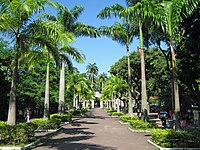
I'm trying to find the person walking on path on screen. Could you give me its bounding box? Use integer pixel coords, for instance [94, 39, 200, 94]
[33, 108, 154, 150]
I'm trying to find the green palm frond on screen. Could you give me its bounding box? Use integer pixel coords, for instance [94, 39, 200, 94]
[74, 22, 100, 37]
[61, 46, 85, 63]
[18, 50, 45, 69]
[120, 0, 155, 23]
[97, 4, 124, 19]
[99, 22, 135, 47]
[71, 6, 84, 21]
[126, 0, 141, 7]
[0, 0, 10, 13]
[38, 12, 57, 21]
[155, 0, 199, 41]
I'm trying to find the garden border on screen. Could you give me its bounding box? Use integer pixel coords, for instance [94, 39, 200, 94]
[0, 122, 70, 150]
[147, 139, 200, 150]
[119, 121, 130, 125]
[128, 127, 150, 133]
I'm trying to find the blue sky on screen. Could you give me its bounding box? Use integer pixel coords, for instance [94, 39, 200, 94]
[50, 0, 139, 74]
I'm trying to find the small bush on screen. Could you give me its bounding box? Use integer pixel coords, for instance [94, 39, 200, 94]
[129, 119, 156, 130]
[47, 118, 61, 129]
[73, 109, 82, 115]
[30, 118, 61, 130]
[107, 110, 116, 114]
[103, 107, 110, 112]
[111, 112, 124, 116]
[50, 113, 72, 122]
[0, 122, 36, 146]
[119, 115, 139, 123]
[151, 129, 200, 148]
[69, 108, 88, 116]
[80, 108, 88, 114]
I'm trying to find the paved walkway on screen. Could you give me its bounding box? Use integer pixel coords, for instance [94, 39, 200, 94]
[33, 108, 155, 150]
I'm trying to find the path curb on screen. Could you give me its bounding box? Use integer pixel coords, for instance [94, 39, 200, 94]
[119, 121, 130, 125]
[128, 127, 150, 133]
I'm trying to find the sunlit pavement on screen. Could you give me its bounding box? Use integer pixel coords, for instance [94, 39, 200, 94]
[33, 108, 155, 150]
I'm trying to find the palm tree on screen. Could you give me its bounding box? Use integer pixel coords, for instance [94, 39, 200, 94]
[67, 72, 93, 109]
[98, 0, 155, 121]
[153, 0, 199, 130]
[42, 5, 99, 114]
[0, 0, 67, 125]
[98, 73, 108, 92]
[86, 63, 99, 86]
[102, 75, 128, 112]
[58, 46, 85, 114]
[122, 0, 157, 121]
[97, 19, 136, 116]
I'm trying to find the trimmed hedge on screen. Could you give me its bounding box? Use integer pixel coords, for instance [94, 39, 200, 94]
[129, 119, 156, 130]
[30, 118, 61, 130]
[0, 108, 89, 146]
[111, 112, 124, 117]
[151, 129, 200, 148]
[69, 108, 88, 116]
[119, 115, 139, 123]
[50, 113, 72, 122]
[0, 121, 36, 146]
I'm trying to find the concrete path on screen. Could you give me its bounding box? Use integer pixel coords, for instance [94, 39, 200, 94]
[33, 108, 155, 150]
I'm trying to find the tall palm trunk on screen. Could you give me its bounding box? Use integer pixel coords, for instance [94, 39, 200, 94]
[73, 91, 76, 108]
[169, 42, 180, 130]
[44, 61, 50, 119]
[127, 46, 133, 116]
[7, 42, 19, 125]
[58, 54, 65, 114]
[76, 93, 79, 109]
[139, 20, 148, 122]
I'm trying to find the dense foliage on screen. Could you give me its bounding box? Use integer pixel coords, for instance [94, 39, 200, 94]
[151, 129, 200, 148]
[0, 121, 36, 146]
[0, 39, 12, 120]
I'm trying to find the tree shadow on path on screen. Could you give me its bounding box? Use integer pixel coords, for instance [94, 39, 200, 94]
[34, 134, 116, 150]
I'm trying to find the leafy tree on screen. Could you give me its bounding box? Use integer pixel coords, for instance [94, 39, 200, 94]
[101, 75, 128, 112]
[176, 6, 200, 107]
[17, 59, 59, 119]
[66, 72, 93, 109]
[0, 0, 73, 125]
[110, 48, 170, 112]
[152, 0, 199, 130]
[97, 0, 156, 121]
[0, 38, 12, 120]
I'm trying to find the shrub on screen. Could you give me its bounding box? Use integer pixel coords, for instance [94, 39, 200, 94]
[107, 110, 116, 114]
[30, 118, 61, 130]
[69, 108, 88, 116]
[50, 113, 72, 122]
[103, 107, 110, 112]
[151, 129, 200, 148]
[0, 122, 36, 146]
[81, 108, 88, 114]
[111, 112, 124, 117]
[73, 109, 82, 115]
[119, 115, 139, 123]
[129, 119, 156, 130]
[0, 121, 10, 145]
[30, 118, 48, 130]
[47, 118, 61, 129]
